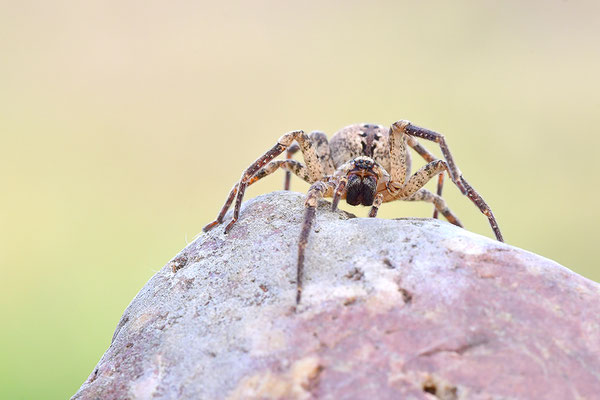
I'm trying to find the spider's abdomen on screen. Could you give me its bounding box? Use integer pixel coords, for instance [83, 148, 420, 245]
[329, 123, 393, 171]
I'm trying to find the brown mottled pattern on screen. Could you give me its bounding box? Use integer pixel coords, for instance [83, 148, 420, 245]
[308, 131, 335, 175]
[399, 159, 447, 198]
[329, 124, 364, 168]
[278, 131, 324, 183]
[389, 121, 410, 185]
[329, 123, 396, 172]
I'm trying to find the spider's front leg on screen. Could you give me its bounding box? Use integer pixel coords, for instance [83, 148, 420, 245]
[284, 131, 335, 191]
[297, 181, 330, 304]
[391, 120, 503, 242]
[204, 130, 325, 233]
[203, 159, 312, 232]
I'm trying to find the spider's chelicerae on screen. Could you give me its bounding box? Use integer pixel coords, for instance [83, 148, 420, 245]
[204, 120, 503, 304]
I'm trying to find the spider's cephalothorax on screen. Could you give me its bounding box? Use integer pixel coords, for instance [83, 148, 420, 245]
[203, 120, 504, 304]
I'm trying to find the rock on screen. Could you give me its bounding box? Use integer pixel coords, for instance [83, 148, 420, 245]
[72, 191, 600, 400]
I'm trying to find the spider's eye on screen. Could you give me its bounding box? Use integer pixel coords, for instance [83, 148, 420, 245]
[346, 175, 377, 206]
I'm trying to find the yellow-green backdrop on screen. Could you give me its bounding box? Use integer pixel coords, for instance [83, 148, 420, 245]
[2, 1, 599, 398]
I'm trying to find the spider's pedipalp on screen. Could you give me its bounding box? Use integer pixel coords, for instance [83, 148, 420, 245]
[368, 193, 384, 218]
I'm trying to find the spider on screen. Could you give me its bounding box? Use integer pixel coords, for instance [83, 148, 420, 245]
[203, 120, 503, 304]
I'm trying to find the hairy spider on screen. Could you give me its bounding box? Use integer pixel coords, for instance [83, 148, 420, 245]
[203, 121, 503, 304]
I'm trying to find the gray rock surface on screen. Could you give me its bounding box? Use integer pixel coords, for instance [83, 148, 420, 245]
[73, 191, 600, 400]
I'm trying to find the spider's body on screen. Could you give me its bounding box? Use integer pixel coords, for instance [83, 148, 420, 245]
[204, 120, 503, 304]
[330, 124, 392, 172]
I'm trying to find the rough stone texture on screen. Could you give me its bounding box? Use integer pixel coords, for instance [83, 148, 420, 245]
[73, 191, 600, 400]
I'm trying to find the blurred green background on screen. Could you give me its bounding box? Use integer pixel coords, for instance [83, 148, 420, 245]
[1, 1, 599, 398]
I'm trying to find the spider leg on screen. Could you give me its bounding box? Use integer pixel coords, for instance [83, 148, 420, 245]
[285, 132, 335, 191]
[388, 122, 409, 186]
[368, 193, 384, 218]
[404, 188, 462, 227]
[460, 176, 504, 242]
[203, 183, 238, 232]
[203, 159, 311, 232]
[309, 131, 336, 175]
[433, 173, 445, 219]
[251, 159, 311, 186]
[397, 159, 448, 199]
[297, 181, 330, 304]
[392, 120, 503, 242]
[392, 120, 465, 192]
[331, 176, 348, 211]
[213, 130, 324, 234]
[283, 143, 300, 190]
[405, 135, 445, 218]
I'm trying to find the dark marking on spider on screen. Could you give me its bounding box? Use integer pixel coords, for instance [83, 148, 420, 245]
[203, 120, 504, 304]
